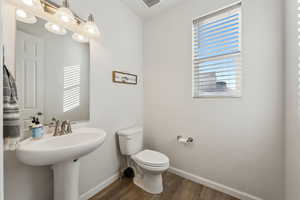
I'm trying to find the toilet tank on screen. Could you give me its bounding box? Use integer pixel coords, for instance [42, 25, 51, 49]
[117, 127, 143, 155]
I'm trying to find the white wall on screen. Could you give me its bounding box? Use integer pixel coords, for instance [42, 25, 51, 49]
[285, 0, 300, 199]
[143, 0, 284, 199]
[76, 0, 143, 194]
[4, 0, 143, 199]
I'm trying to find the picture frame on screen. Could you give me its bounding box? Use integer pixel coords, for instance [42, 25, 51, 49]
[112, 71, 138, 85]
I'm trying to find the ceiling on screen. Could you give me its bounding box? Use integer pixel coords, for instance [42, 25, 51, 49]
[122, 0, 186, 20]
[50, 0, 186, 20]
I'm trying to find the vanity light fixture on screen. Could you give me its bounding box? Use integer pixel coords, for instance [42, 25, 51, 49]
[84, 14, 100, 38]
[54, 0, 76, 24]
[72, 33, 89, 43]
[16, 9, 37, 24]
[13, 0, 100, 39]
[45, 22, 67, 35]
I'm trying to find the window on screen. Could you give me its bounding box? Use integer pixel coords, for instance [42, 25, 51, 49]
[63, 65, 81, 112]
[192, 3, 242, 97]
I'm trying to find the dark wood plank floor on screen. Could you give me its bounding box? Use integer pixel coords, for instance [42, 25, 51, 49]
[90, 172, 240, 200]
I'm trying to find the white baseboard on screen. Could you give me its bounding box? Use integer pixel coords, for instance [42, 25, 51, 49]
[168, 167, 263, 200]
[80, 173, 120, 200]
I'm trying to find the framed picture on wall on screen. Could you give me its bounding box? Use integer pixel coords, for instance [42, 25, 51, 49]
[112, 71, 138, 85]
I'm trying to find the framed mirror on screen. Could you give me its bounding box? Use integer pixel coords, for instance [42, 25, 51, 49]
[15, 17, 90, 136]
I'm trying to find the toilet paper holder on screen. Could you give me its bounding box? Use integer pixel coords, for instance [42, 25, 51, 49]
[177, 135, 194, 144]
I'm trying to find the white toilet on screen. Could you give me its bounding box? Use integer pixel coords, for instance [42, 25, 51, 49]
[117, 127, 169, 194]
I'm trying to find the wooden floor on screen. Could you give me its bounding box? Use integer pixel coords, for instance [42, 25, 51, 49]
[90, 172, 240, 200]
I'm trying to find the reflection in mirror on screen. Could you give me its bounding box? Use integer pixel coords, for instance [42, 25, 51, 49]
[15, 17, 90, 137]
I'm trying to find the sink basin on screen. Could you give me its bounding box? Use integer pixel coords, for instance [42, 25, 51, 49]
[16, 127, 107, 200]
[17, 127, 106, 166]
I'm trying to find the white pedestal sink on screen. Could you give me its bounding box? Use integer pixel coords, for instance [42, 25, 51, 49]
[16, 127, 106, 200]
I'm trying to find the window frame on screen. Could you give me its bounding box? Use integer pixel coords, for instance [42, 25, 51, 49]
[192, 2, 242, 98]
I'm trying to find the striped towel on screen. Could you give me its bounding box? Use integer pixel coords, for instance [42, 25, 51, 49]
[3, 65, 20, 151]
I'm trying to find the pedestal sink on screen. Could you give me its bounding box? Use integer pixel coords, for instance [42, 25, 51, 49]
[16, 127, 106, 200]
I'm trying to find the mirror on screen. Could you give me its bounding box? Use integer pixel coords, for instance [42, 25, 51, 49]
[15, 17, 90, 135]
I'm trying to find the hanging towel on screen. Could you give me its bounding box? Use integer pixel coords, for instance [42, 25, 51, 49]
[3, 65, 20, 151]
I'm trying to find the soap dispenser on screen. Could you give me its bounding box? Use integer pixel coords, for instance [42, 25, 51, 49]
[31, 117, 44, 139]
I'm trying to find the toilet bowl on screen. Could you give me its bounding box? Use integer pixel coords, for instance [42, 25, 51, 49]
[117, 127, 169, 194]
[132, 149, 169, 194]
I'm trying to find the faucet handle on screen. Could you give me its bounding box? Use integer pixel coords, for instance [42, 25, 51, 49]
[61, 120, 68, 135]
[66, 120, 72, 134]
[53, 120, 61, 136]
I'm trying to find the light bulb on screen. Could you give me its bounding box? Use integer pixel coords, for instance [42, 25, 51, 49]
[45, 22, 67, 35]
[51, 24, 60, 31]
[87, 27, 95, 34]
[78, 35, 83, 40]
[16, 9, 37, 24]
[55, 0, 75, 24]
[72, 33, 89, 43]
[16, 9, 27, 18]
[55, 7, 75, 24]
[83, 14, 100, 38]
[60, 15, 70, 23]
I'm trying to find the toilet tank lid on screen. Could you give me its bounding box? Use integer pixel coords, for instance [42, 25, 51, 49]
[117, 127, 143, 136]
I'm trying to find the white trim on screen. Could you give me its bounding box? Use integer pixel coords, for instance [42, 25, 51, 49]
[168, 167, 263, 200]
[193, 1, 242, 22]
[192, 2, 242, 99]
[79, 173, 120, 200]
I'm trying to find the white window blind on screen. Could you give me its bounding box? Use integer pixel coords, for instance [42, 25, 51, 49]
[63, 65, 81, 112]
[192, 3, 242, 97]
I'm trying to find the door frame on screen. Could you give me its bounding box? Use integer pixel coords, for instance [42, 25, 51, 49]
[16, 30, 45, 138]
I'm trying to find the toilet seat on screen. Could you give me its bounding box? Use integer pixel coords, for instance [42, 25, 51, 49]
[132, 149, 169, 168]
[135, 160, 170, 172]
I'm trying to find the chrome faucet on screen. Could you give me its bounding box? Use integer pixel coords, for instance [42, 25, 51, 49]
[52, 118, 73, 136]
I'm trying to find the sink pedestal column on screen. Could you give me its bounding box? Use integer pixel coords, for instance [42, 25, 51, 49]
[52, 160, 80, 200]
